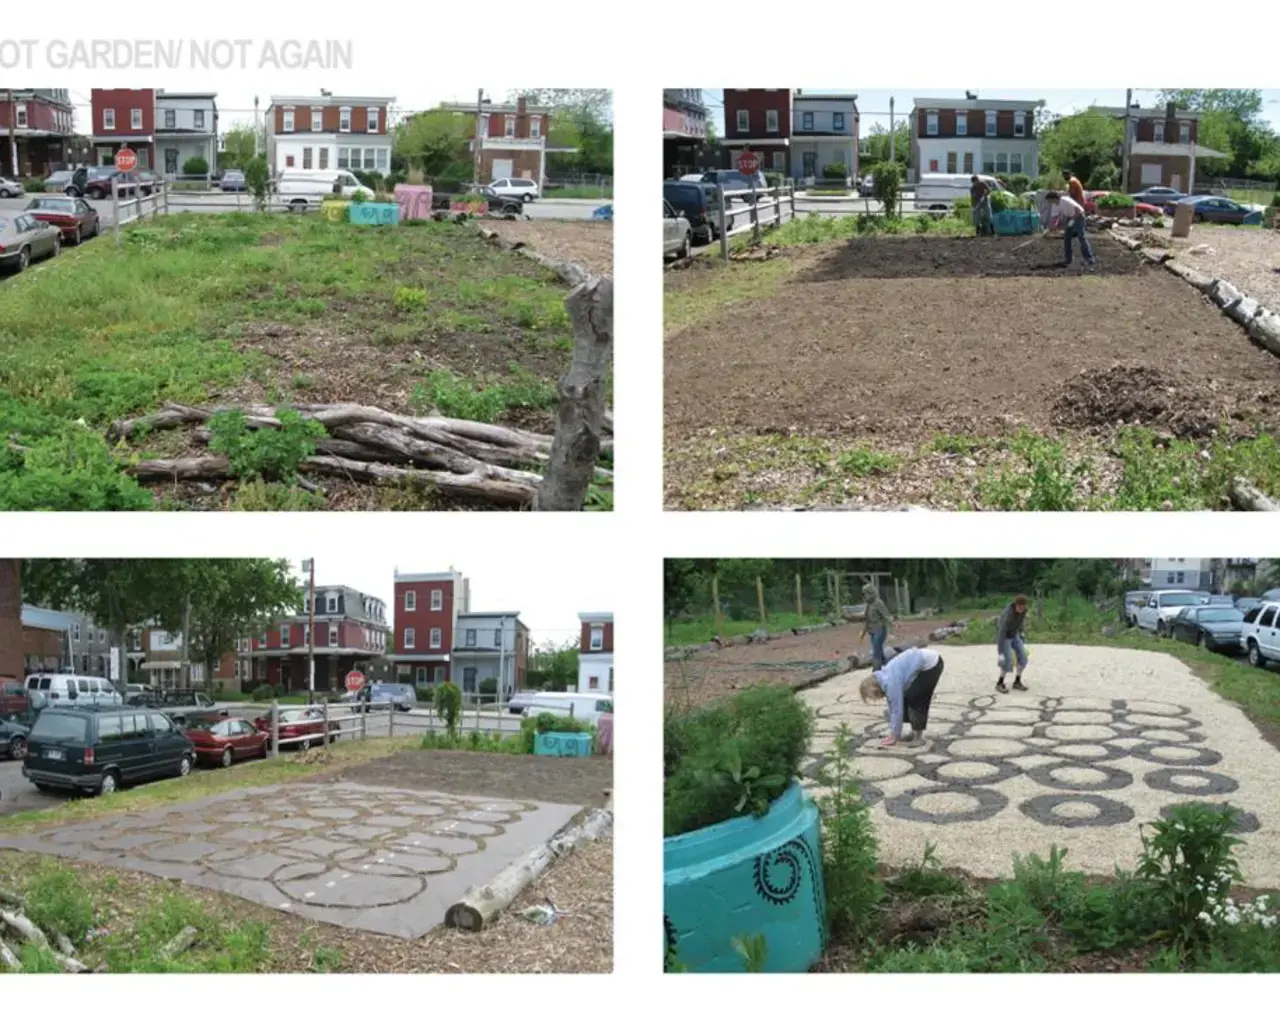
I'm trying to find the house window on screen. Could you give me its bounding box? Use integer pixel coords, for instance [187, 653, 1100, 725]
[736, 109, 749, 132]
[928, 158, 939, 172]
[1179, 121, 1190, 143]
[15, 104, 27, 128]
[375, 148, 388, 170]
[1014, 111, 1026, 137]
[415, 666, 427, 685]
[404, 590, 416, 612]
[505, 115, 515, 138]
[430, 628, 441, 649]
[72, 623, 80, 642]
[590, 628, 604, 651]
[404, 628, 416, 650]
[963, 152, 974, 174]
[283, 109, 294, 133]
[765, 109, 779, 133]
[339, 107, 352, 132]
[311, 109, 322, 132]
[494, 629, 502, 647]
[982, 153, 995, 174]
[337, 148, 348, 169]
[103, 109, 115, 130]
[1174, 571, 1185, 584]
[956, 112, 967, 136]
[326, 593, 338, 613]
[588, 676, 599, 690]
[367, 107, 379, 132]
[98, 630, 106, 644]
[946, 152, 957, 174]
[364, 149, 376, 169]
[985, 110, 996, 136]
[285, 154, 295, 168]
[833, 112, 844, 132]
[996, 152, 1009, 173]
[131, 108, 142, 130]
[465, 629, 477, 647]
[1154, 120, 1165, 142]
[802, 111, 814, 131]
[164, 109, 176, 129]
[772, 151, 785, 170]
[926, 110, 938, 136]
[1010, 152, 1023, 174]
[259, 631, 267, 645]
[194, 110, 205, 130]
[530, 116, 541, 138]
[302, 148, 313, 169]
[328, 623, 338, 646]
[319, 148, 329, 169]
[278, 627, 288, 647]
[434, 666, 446, 683]
[430, 589, 443, 611]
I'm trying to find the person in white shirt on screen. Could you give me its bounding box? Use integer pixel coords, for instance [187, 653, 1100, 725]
[858, 646, 945, 748]
[1044, 189, 1095, 268]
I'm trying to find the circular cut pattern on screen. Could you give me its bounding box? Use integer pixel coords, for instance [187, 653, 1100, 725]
[1158, 802, 1260, 835]
[1125, 700, 1191, 717]
[1025, 760, 1133, 793]
[851, 756, 918, 782]
[885, 785, 1007, 825]
[1055, 697, 1114, 712]
[1045, 724, 1119, 742]
[1127, 713, 1199, 729]
[945, 737, 1029, 760]
[1019, 793, 1135, 829]
[917, 758, 1022, 788]
[1134, 728, 1196, 745]
[1051, 711, 1114, 726]
[1129, 743, 1223, 767]
[1144, 768, 1239, 796]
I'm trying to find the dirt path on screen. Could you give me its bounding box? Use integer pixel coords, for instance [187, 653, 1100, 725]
[485, 221, 613, 277]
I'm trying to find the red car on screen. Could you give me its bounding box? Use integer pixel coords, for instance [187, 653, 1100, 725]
[184, 715, 269, 767]
[251, 707, 338, 752]
[24, 195, 100, 245]
[1083, 191, 1163, 217]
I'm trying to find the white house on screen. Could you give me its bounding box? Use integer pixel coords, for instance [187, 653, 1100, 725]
[451, 612, 529, 701]
[1149, 558, 1213, 590]
[791, 91, 859, 184]
[909, 96, 1043, 183]
[265, 94, 394, 177]
[154, 90, 218, 179]
[577, 612, 613, 696]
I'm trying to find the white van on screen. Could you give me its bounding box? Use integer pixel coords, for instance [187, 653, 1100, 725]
[521, 694, 613, 728]
[25, 673, 123, 711]
[915, 173, 1002, 211]
[276, 169, 367, 211]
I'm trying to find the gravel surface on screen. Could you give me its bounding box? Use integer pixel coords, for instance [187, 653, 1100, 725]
[485, 220, 613, 277]
[799, 644, 1280, 887]
[1127, 224, 1280, 311]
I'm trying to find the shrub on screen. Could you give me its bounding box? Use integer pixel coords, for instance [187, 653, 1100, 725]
[433, 681, 462, 736]
[478, 677, 499, 696]
[1006, 173, 1030, 195]
[207, 408, 327, 484]
[822, 162, 848, 181]
[871, 162, 902, 216]
[243, 156, 271, 209]
[664, 684, 812, 837]
[250, 684, 275, 702]
[22, 178, 46, 193]
[1090, 166, 1119, 190]
[183, 156, 209, 176]
[1097, 192, 1134, 209]
[953, 196, 973, 220]
[0, 427, 154, 511]
[415, 686, 435, 704]
[817, 725, 883, 938]
[763, 171, 786, 187]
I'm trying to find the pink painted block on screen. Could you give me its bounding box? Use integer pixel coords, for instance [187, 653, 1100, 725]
[394, 184, 433, 222]
[596, 713, 613, 755]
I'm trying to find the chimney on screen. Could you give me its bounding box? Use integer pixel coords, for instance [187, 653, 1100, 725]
[517, 95, 527, 116]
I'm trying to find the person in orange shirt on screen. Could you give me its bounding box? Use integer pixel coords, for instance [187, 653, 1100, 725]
[1063, 169, 1087, 210]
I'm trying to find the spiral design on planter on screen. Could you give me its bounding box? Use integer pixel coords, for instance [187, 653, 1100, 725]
[753, 838, 806, 905]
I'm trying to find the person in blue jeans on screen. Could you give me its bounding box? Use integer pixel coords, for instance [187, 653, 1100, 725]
[860, 581, 893, 668]
[1044, 190, 1095, 268]
[995, 595, 1030, 693]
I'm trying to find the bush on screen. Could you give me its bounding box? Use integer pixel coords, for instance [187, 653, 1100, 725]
[871, 162, 902, 216]
[0, 426, 154, 511]
[478, 677, 499, 696]
[415, 686, 435, 704]
[953, 196, 973, 220]
[1006, 173, 1030, 195]
[207, 409, 327, 484]
[1090, 166, 1119, 190]
[990, 191, 1032, 213]
[433, 681, 462, 736]
[533, 712, 590, 734]
[22, 178, 46, 193]
[250, 684, 275, 702]
[183, 156, 209, 176]
[763, 171, 787, 187]
[1096, 192, 1134, 209]
[664, 684, 812, 837]
[822, 162, 848, 181]
[243, 156, 271, 209]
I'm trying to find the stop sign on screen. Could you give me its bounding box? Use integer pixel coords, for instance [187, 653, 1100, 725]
[114, 148, 137, 173]
[345, 670, 365, 692]
[736, 150, 760, 176]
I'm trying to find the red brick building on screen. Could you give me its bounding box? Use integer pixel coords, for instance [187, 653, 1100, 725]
[90, 88, 156, 169]
[577, 612, 613, 695]
[389, 570, 469, 686]
[1098, 102, 1223, 193]
[722, 89, 791, 175]
[264, 94, 394, 176]
[0, 89, 77, 177]
[0, 560, 20, 682]
[437, 95, 553, 187]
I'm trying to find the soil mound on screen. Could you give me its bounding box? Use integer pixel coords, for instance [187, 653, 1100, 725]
[1051, 365, 1223, 438]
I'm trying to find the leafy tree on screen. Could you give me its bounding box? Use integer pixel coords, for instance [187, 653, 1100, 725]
[529, 640, 578, 691]
[243, 156, 271, 210]
[664, 559, 701, 634]
[1157, 90, 1279, 180]
[219, 123, 264, 171]
[393, 108, 471, 179]
[512, 89, 613, 176]
[1038, 108, 1123, 188]
[872, 162, 902, 216]
[862, 122, 910, 169]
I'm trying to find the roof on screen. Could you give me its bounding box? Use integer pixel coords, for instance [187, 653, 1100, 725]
[1130, 141, 1226, 159]
[267, 96, 394, 107]
[579, 612, 614, 622]
[457, 611, 523, 619]
[1096, 106, 1200, 120]
[395, 571, 461, 583]
[156, 91, 217, 100]
[438, 101, 552, 115]
[794, 91, 859, 104]
[913, 97, 1043, 111]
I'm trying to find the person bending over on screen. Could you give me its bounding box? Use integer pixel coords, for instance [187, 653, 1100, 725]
[860, 645, 945, 748]
[1044, 190, 1095, 268]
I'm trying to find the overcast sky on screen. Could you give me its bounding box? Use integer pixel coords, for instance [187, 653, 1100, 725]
[284, 555, 608, 650]
[701, 88, 1280, 135]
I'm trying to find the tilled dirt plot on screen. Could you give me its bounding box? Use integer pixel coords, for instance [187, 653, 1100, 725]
[484, 220, 613, 277]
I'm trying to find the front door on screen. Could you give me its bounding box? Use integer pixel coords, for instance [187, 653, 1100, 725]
[165, 149, 178, 174]
[802, 151, 816, 179]
[491, 158, 513, 181]
[1170, 173, 1183, 192]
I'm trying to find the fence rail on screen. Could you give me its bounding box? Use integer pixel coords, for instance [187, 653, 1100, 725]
[713, 183, 796, 259]
[262, 698, 521, 756]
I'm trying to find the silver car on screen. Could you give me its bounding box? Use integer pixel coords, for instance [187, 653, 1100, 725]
[664, 198, 691, 260]
[0, 176, 24, 198]
[0, 212, 62, 273]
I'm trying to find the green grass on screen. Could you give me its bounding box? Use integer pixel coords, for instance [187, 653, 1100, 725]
[543, 187, 612, 200]
[411, 364, 557, 423]
[666, 610, 832, 646]
[0, 213, 580, 509]
[771, 212, 972, 247]
[1226, 188, 1275, 208]
[664, 258, 795, 335]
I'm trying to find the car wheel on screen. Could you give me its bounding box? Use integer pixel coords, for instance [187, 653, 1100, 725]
[177, 754, 192, 777]
[1198, 633, 1208, 649]
[72, 228, 81, 245]
[8, 736, 26, 760]
[1248, 642, 1265, 667]
[50, 236, 61, 258]
[299, 737, 311, 751]
[15, 247, 29, 273]
[0, 189, 10, 198]
[220, 746, 234, 768]
[522, 193, 534, 203]
[98, 770, 119, 796]
[679, 232, 691, 259]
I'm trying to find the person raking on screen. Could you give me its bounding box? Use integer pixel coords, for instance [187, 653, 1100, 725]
[970, 175, 993, 236]
[995, 594, 1030, 693]
[860, 645, 946, 748]
[860, 581, 893, 669]
[1043, 189, 1095, 268]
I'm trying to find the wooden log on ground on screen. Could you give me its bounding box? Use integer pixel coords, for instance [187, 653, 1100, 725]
[299, 455, 537, 507]
[51, 950, 89, 973]
[160, 925, 199, 959]
[54, 933, 76, 958]
[0, 888, 23, 908]
[0, 938, 21, 970]
[1230, 478, 1280, 511]
[534, 276, 613, 510]
[0, 909, 49, 947]
[126, 454, 232, 482]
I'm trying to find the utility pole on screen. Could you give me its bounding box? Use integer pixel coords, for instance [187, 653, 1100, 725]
[180, 593, 191, 691]
[1121, 88, 1133, 194]
[303, 558, 316, 703]
[888, 96, 895, 164]
[7, 90, 18, 179]
[473, 88, 484, 187]
[252, 95, 259, 158]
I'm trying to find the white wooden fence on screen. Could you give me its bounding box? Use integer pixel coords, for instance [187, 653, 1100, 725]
[261, 699, 521, 756]
[713, 183, 797, 259]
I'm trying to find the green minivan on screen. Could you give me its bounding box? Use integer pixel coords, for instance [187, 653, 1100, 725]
[23, 707, 195, 796]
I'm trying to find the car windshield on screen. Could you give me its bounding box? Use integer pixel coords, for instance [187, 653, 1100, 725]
[1200, 609, 1244, 623]
[29, 714, 87, 743]
[1162, 594, 1198, 607]
[30, 198, 75, 212]
[88, 168, 114, 179]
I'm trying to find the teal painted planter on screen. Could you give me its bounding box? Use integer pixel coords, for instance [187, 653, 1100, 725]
[349, 202, 400, 226]
[534, 731, 592, 757]
[664, 781, 825, 972]
[993, 210, 1040, 236]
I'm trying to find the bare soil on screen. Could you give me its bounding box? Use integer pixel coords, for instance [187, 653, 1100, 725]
[665, 234, 1280, 445]
[485, 220, 613, 277]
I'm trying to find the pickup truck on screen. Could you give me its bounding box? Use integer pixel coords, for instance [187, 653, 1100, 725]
[431, 184, 524, 219]
[1135, 590, 1203, 636]
[1241, 600, 1280, 667]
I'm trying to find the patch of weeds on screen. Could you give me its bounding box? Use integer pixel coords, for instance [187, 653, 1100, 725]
[836, 447, 898, 477]
[19, 943, 63, 972]
[968, 881, 1050, 971]
[0, 426, 153, 510]
[928, 433, 1001, 457]
[230, 479, 326, 511]
[207, 408, 327, 484]
[291, 373, 316, 391]
[393, 286, 429, 313]
[22, 863, 97, 943]
[585, 483, 613, 511]
[863, 941, 974, 972]
[978, 429, 1087, 510]
[411, 367, 556, 423]
[731, 933, 769, 972]
[309, 946, 343, 972]
[889, 842, 966, 899]
[101, 892, 271, 973]
[816, 724, 883, 939]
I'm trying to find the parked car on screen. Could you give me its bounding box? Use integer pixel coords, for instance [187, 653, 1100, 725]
[81, 167, 140, 200]
[219, 169, 247, 192]
[1083, 191, 1164, 217]
[24, 195, 100, 245]
[1169, 605, 1246, 652]
[1241, 601, 1280, 667]
[915, 173, 1002, 212]
[341, 682, 417, 712]
[22, 707, 193, 796]
[1122, 590, 1151, 626]
[0, 718, 30, 760]
[489, 177, 540, 202]
[1202, 594, 1236, 606]
[0, 677, 30, 718]
[24, 673, 120, 712]
[276, 169, 366, 210]
[42, 169, 78, 194]
[1131, 186, 1186, 212]
[136, 171, 162, 196]
[184, 715, 268, 767]
[663, 199, 691, 260]
[0, 176, 24, 198]
[677, 173, 706, 182]
[1175, 195, 1263, 226]
[251, 707, 339, 750]
[521, 694, 612, 728]
[859, 174, 876, 197]
[663, 181, 720, 246]
[700, 169, 768, 201]
[1235, 596, 1263, 616]
[0, 213, 62, 273]
[592, 203, 612, 221]
[1135, 589, 1202, 635]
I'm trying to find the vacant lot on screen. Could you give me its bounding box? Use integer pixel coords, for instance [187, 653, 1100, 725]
[485, 220, 613, 277]
[1129, 223, 1280, 312]
[0, 214, 612, 510]
[665, 234, 1280, 509]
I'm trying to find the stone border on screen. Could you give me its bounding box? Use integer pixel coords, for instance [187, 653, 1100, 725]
[664, 617, 973, 662]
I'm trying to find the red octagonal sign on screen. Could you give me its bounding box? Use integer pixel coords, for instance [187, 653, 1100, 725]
[114, 147, 138, 173]
[345, 670, 366, 692]
[736, 150, 760, 176]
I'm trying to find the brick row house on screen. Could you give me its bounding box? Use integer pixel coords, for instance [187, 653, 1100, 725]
[663, 89, 709, 178]
[1098, 102, 1224, 193]
[437, 95, 552, 188]
[89, 88, 157, 169]
[389, 569, 529, 699]
[265, 93, 394, 176]
[0, 89, 77, 177]
[722, 88, 791, 176]
[577, 612, 613, 696]
[909, 95, 1044, 182]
